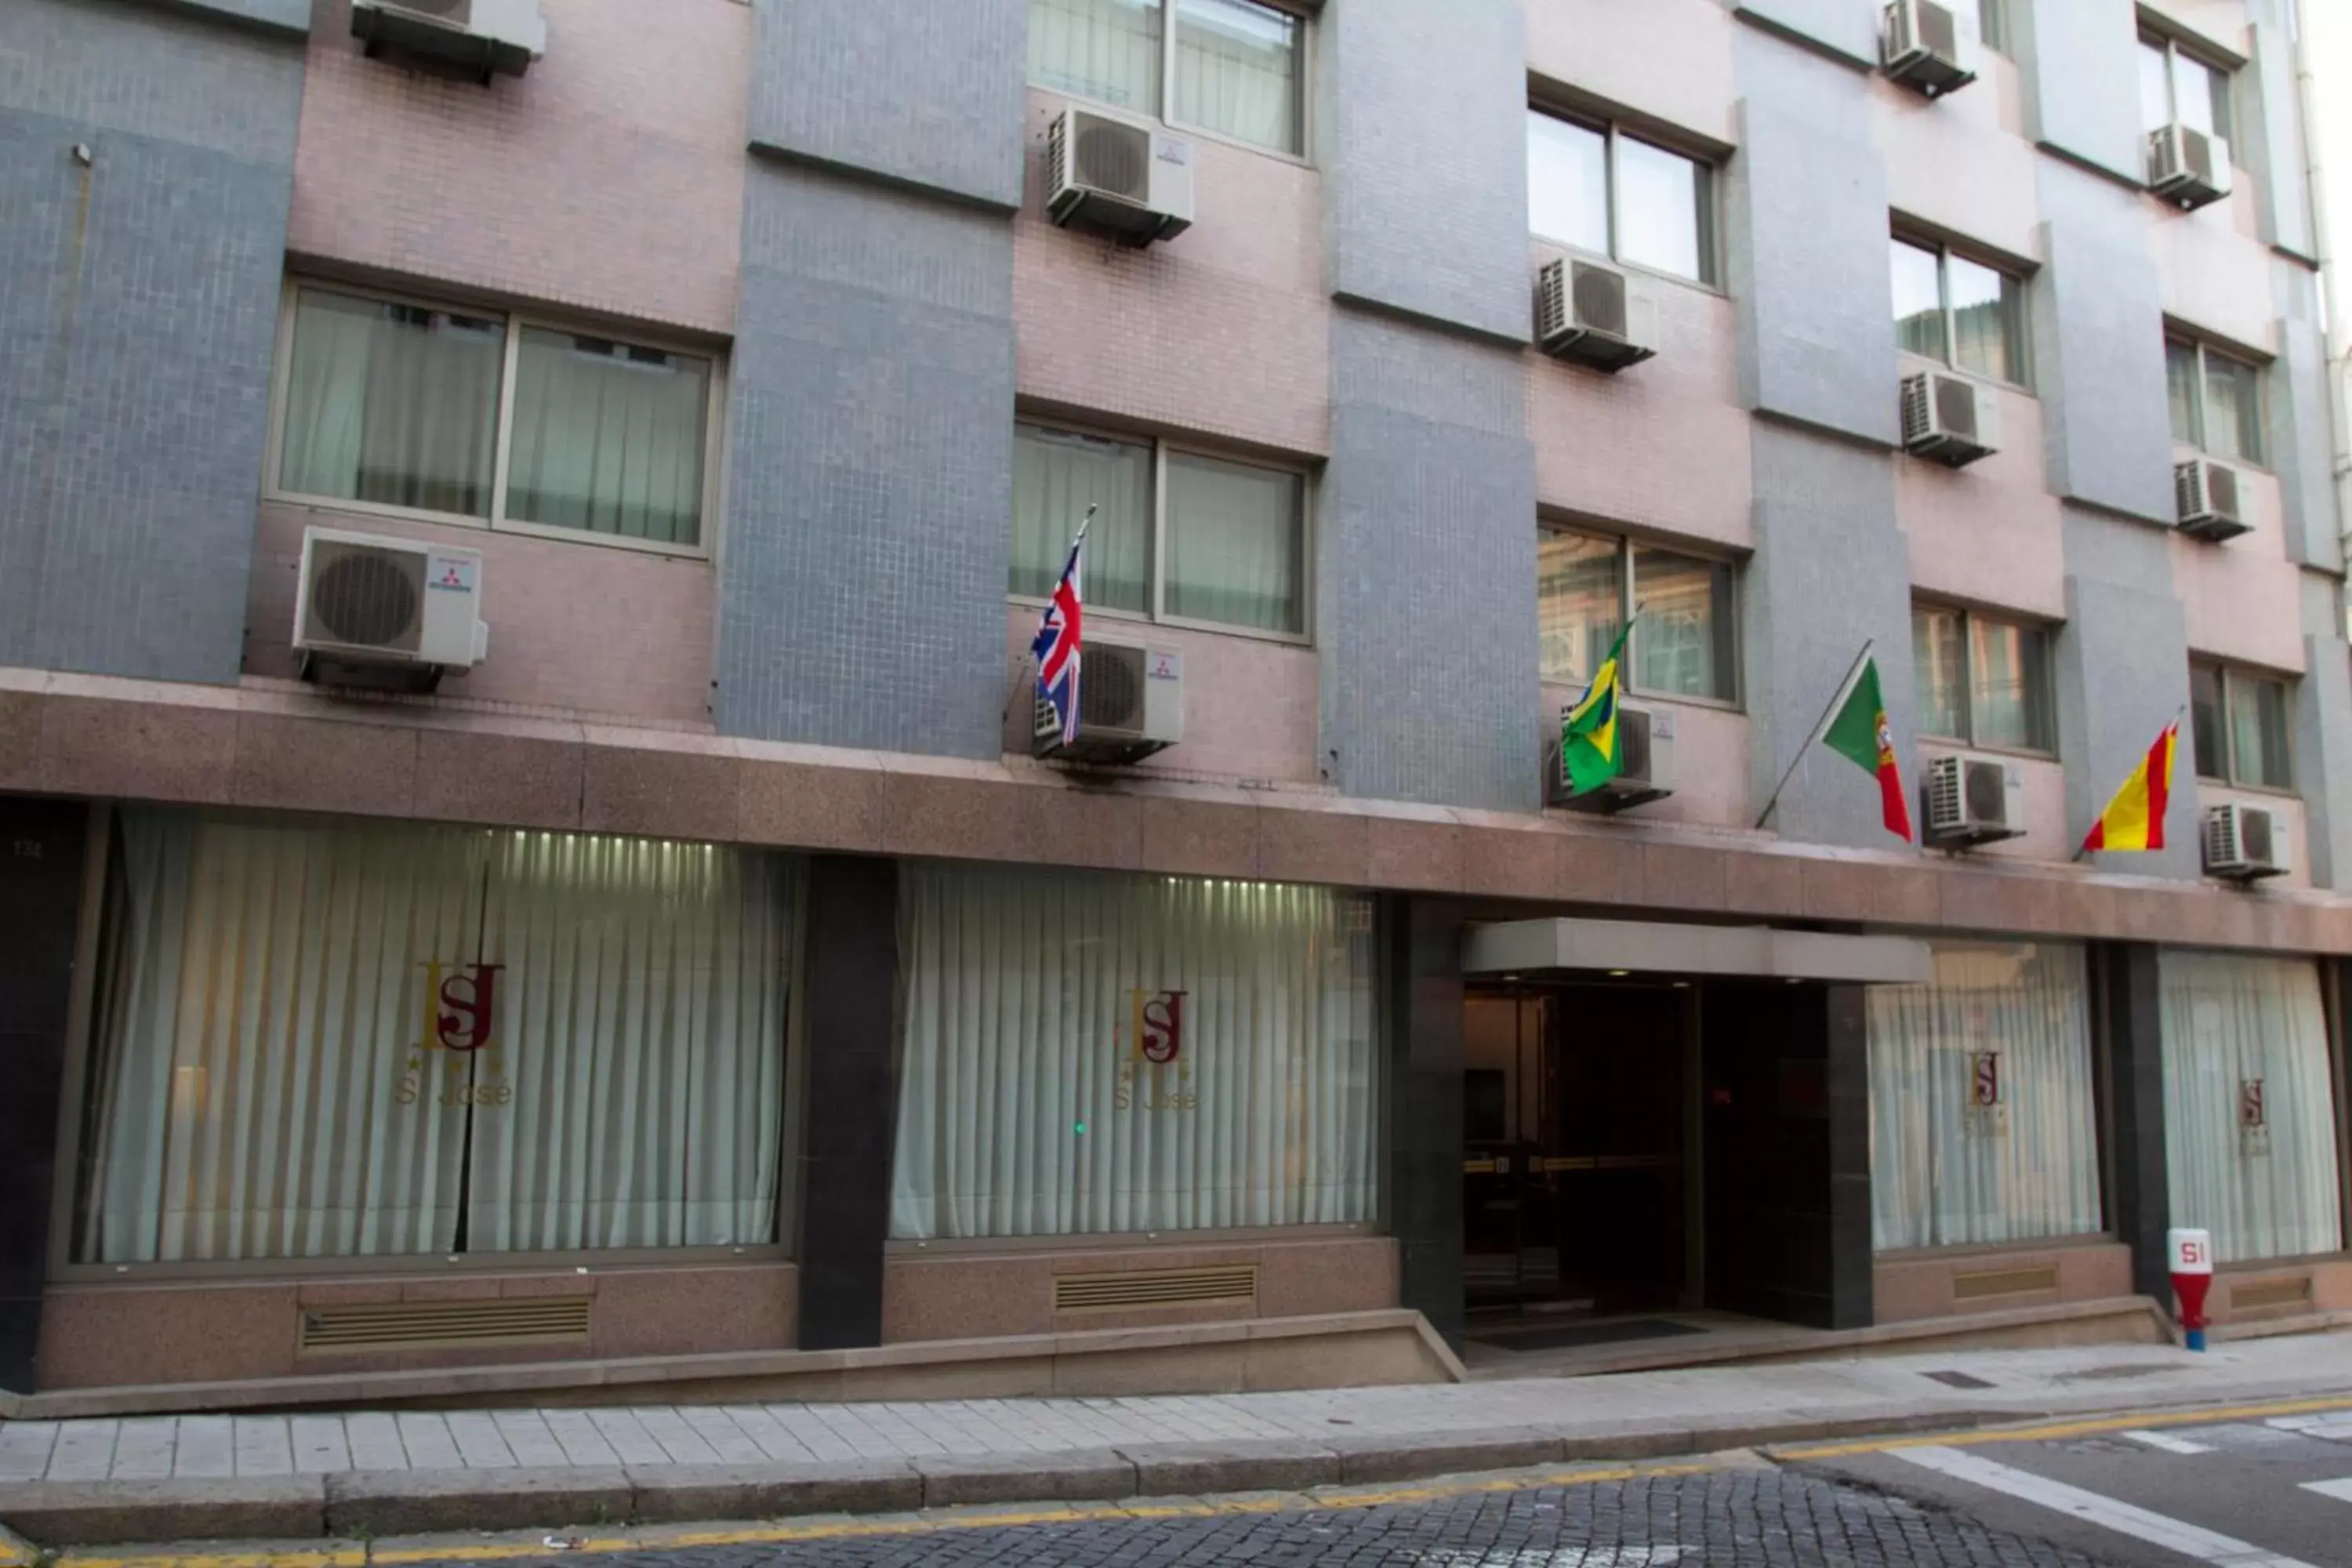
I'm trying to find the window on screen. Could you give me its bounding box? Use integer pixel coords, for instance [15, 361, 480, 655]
[1527, 110, 1718, 286]
[2160, 953, 2341, 1264]
[1537, 528, 1737, 704]
[1013, 423, 1308, 637]
[889, 864, 1377, 1240]
[2166, 338, 2265, 464]
[2190, 660, 2294, 790]
[1911, 605, 2055, 753]
[2139, 32, 2234, 140]
[74, 811, 796, 1264]
[1029, 0, 1305, 156]
[274, 285, 718, 552]
[1890, 237, 2028, 387]
[1960, 0, 2006, 53]
[1869, 942, 2101, 1251]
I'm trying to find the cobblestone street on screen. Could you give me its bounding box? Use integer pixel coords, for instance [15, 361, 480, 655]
[398, 1466, 2122, 1568]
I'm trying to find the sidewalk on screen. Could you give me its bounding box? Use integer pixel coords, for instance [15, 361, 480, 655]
[6, 1334, 2352, 1547]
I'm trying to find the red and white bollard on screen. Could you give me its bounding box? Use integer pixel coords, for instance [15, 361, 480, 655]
[2169, 1226, 2213, 1352]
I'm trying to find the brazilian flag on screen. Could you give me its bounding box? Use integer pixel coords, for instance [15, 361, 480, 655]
[1561, 622, 1633, 797]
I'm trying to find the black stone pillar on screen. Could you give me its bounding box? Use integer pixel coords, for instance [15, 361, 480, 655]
[2103, 942, 2172, 1302]
[794, 855, 898, 1351]
[1823, 982, 1875, 1330]
[1387, 896, 1465, 1347]
[0, 798, 91, 1393]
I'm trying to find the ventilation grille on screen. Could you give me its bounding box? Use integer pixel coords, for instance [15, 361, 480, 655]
[1069, 112, 1152, 200]
[1935, 374, 1980, 438]
[299, 1298, 592, 1354]
[1571, 261, 1628, 338]
[1951, 1264, 2060, 1301]
[1618, 706, 1653, 782]
[1963, 759, 2008, 822]
[2206, 463, 2241, 518]
[1915, 0, 1957, 55]
[306, 541, 426, 653]
[2239, 806, 2275, 864]
[1080, 641, 1147, 729]
[1054, 1265, 1258, 1314]
[2229, 1276, 2311, 1312]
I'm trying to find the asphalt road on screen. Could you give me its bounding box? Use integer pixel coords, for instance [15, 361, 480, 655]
[366, 1403, 2352, 1568]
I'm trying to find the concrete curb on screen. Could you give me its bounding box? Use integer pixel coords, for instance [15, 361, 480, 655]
[0, 1389, 2339, 1548]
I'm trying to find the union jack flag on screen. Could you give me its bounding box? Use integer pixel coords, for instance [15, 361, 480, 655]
[1032, 522, 1087, 748]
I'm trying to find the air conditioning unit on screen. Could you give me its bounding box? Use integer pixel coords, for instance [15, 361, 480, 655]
[2147, 122, 2231, 210]
[2175, 459, 2251, 543]
[294, 526, 488, 692]
[1882, 0, 1980, 96]
[350, 0, 545, 78]
[2204, 802, 2290, 881]
[1550, 705, 1675, 811]
[1535, 258, 1658, 372]
[1900, 370, 2000, 467]
[1047, 106, 1193, 246]
[1923, 752, 2026, 848]
[1033, 638, 1183, 764]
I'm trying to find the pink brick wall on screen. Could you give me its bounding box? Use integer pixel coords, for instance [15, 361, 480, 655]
[1526, 0, 1736, 148]
[2196, 784, 2312, 888]
[2172, 466, 2307, 675]
[2153, 193, 2279, 355]
[246, 502, 717, 726]
[289, 0, 748, 336]
[1898, 373, 2068, 621]
[1920, 746, 2072, 864]
[1014, 90, 1329, 457]
[1874, 62, 2038, 260]
[1539, 682, 1751, 830]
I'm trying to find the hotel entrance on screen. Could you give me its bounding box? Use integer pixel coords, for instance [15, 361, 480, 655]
[1461, 982, 1695, 1319]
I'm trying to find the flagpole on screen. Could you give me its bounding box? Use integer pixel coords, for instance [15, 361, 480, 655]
[1004, 503, 1098, 724]
[1752, 639, 1875, 831]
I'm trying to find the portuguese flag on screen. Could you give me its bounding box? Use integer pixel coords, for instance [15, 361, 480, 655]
[2082, 722, 2178, 853]
[1820, 655, 1912, 841]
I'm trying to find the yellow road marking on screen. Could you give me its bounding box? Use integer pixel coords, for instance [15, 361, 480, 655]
[1778, 1390, 2352, 1461]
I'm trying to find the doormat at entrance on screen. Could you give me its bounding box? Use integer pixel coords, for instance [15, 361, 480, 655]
[1467, 1317, 1708, 1352]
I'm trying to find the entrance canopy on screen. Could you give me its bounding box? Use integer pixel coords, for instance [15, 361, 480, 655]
[1463, 917, 1931, 985]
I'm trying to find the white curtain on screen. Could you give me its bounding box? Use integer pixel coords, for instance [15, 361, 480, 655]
[78, 811, 793, 1264]
[1631, 548, 1730, 702]
[1868, 942, 2103, 1251]
[891, 865, 1377, 1240]
[2161, 951, 2342, 1265]
[278, 289, 503, 518]
[1172, 0, 1301, 154]
[1014, 426, 1152, 612]
[1163, 452, 1302, 634]
[1029, 0, 1162, 114]
[503, 328, 710, 547]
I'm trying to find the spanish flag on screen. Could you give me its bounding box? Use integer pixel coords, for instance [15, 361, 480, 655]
[2082, 722, 2178, 853]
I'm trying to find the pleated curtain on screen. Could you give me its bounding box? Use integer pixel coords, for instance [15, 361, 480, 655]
[1867, 942, 2103, 1251]
[78, 810, 792, 1264]
[2159, 951, 2342, 1264]
[890, 865, 1377, 1240]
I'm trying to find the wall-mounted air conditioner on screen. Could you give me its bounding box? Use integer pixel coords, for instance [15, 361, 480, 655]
[1047, 105, 1193, 246]
[1033, 638, 1183, 764]
[2175, 459, 2250, 543]
[2147, 122, 2231, 210]
[1550, 705, 1675, 811]
[1536, 257, 1657, 372]
[295, 526, 488, 692]
[1923, 752, 2025, 848]
[2203, 802, 2289, 881]
[1900, 370, 2000, 467]
[350, 0, 546, 80]
[1882, 0, 1980, 96]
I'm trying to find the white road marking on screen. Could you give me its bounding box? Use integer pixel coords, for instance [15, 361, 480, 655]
[1893, 1444, 2318, 1568]
[1414, 1549, 1688, 1567]
[2121, 1428, 2216, 1454]
[2270, 1416, 2326, 1432]
[2300, 1479, 2352, 1504]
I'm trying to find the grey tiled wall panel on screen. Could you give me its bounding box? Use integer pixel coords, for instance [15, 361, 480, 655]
[1743, 423, 1914, 850]
[136, 0, 310, 38]
[2055, 510, 2197, 880]
[2013, 0, 2145, 187]
[2030, 169, 2177, 526]
[0, 0, 299, 684]
[748, 0, 1027, 211]
[1730, 0, 1878, 68]
[2296, 572, 2352, 891]
[2245, 20, 2316, 261]
[2267, 259, 2341, 575]
[717, 163, 1015, 757]
[1726, 31, 1899, 448]
[1320, 310, 1540, 811]
[1319, 0, 1529, 344]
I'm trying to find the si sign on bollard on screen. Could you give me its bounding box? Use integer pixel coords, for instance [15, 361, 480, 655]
[2169, 1226, 2213, 1351]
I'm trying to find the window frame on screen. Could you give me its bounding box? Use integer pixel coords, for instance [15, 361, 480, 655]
[2138, 30, 2237, 145]
[263, 280, 727, 562]
[2190, 658, 2298, 793]
[1526, 106, 1723, 292]
[1537, 524, 1742, 710]
[1889, 232, 2033, 393]
[2165, 334, 2268, 468]
[1009, 418, 1316, 646]
[1028, 0, 1316, 165]
[1911, 602, 2059, 759]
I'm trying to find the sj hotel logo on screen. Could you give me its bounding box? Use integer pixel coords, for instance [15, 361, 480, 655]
[1114, 988, 1196, 1112]
[394, 960, 514, 1108]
